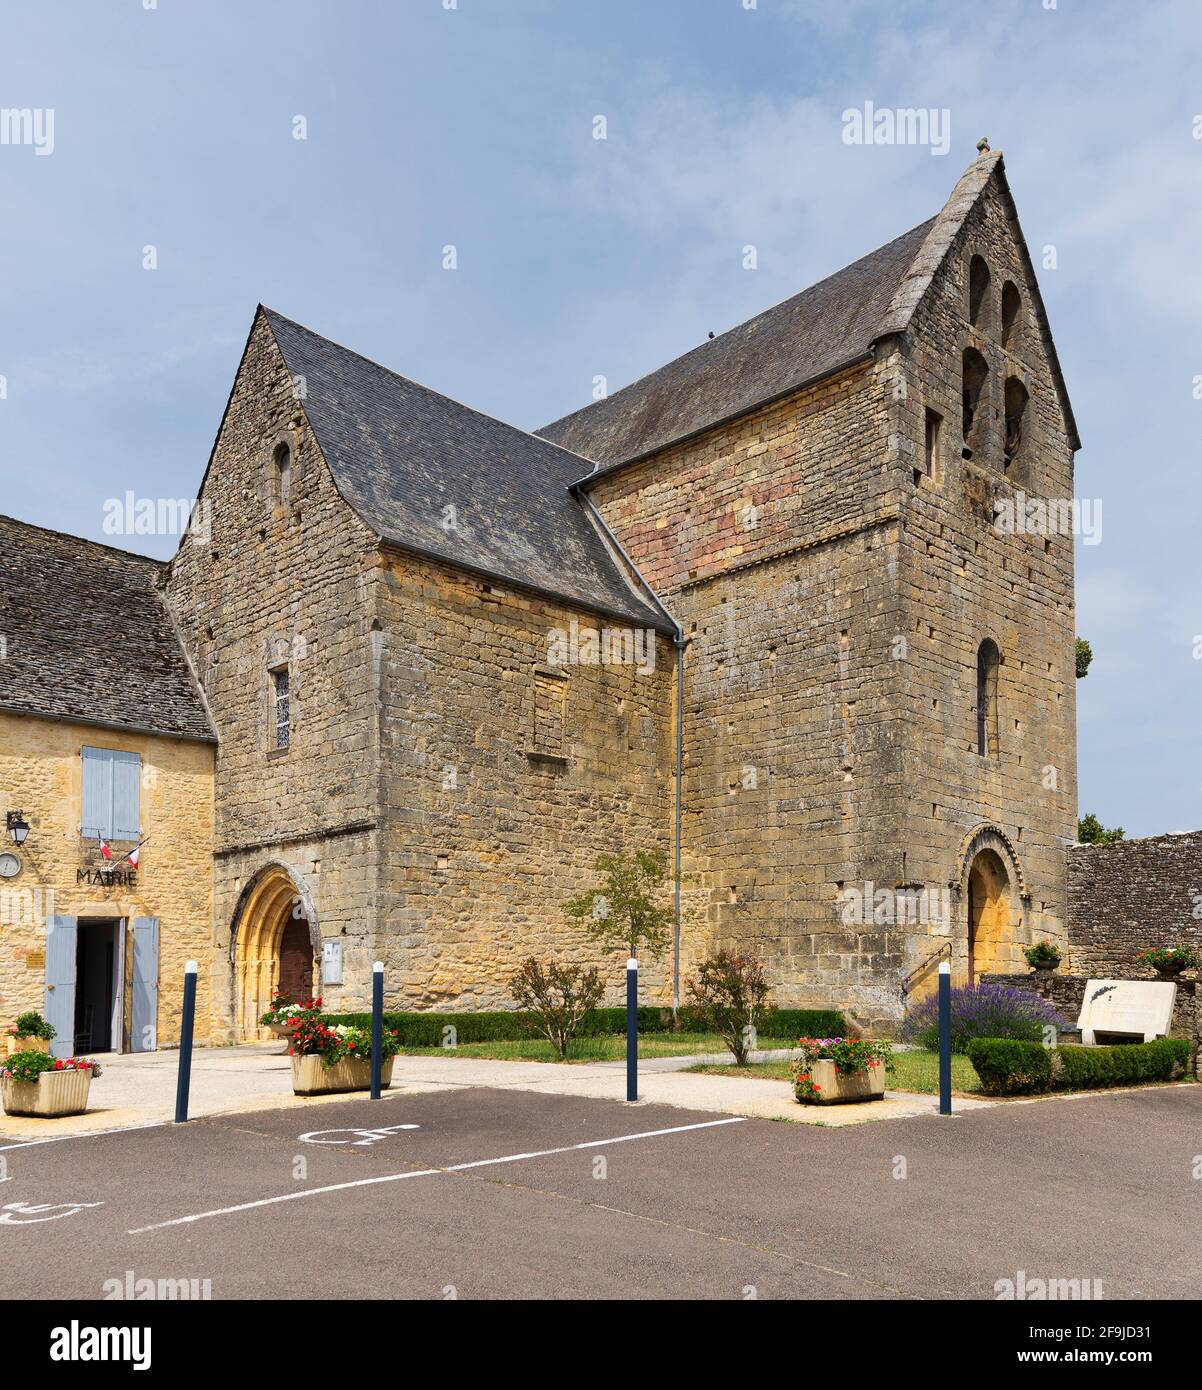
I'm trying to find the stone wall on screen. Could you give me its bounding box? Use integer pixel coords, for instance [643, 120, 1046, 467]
[167, 312, 382, 1031]
[0, 711, 215, 1044]
[1066, 832, 1202, 976]
[371, 548, 675, 1009]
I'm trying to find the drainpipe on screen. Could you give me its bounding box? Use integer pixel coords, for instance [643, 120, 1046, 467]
[573, 486, 686, 1014]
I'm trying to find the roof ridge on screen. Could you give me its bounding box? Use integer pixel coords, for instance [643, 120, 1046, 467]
[540, 214, 939, 439]
[260, 306, 602, 480]
[0, 512, 169, 567]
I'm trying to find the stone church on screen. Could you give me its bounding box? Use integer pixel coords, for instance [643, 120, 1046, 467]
[1, 145, 1084, 1043]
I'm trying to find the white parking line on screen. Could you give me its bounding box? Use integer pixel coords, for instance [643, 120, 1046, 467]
[0, 1121, 165, 1153]
[128, 1116, 747, 1233]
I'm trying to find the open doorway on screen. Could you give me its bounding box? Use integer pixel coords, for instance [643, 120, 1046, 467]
[74, 918, 122, 1053]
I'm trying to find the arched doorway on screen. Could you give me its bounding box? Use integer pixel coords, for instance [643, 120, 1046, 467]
[232, 865, 317, 1039]
[967, 847, 1012, 982]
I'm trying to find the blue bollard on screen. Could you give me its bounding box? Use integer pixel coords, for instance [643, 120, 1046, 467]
[938, 961, 952, 1115]
[370, 961, 384, 1100]
[174, 961, 197, 1123]
[626, 957, 638, 1103]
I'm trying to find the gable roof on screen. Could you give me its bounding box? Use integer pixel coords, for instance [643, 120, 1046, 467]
[538, 148, 1079, 470]
[536, 217, 935, 471]
[260, 309, 671, 632]
[0, 515, 215, 742]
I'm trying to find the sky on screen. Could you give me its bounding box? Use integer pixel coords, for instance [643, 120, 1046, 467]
[1, 0, 1199, 837]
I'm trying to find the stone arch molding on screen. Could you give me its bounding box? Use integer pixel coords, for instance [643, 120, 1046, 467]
[229, 862, 321, 1038]
[953, 823, 1030, 901]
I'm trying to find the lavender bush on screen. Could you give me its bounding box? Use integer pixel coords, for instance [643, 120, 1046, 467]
[903, 983, 1066, 1054]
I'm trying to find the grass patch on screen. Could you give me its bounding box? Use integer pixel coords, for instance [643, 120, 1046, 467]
[685, 1048, 982, 1094]
[395, 1032, 795, 1064]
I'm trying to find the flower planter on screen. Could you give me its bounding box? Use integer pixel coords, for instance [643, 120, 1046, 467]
[1033, 961, 1061, 973]
[5, 1034, 51, 1058]
[1154, 964, 1188, 978]
[291, 1054, 394, 1096]
[794, 1058, 885, 1106]
[1, 1067, 93, 1118]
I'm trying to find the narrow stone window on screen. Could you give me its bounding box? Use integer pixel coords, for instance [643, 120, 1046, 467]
[961, 348, 988, 458]
[923, 407, 941, 481]
[531, 668, 567, 758]
[271, 666, 291, 750]
[1003, 376, 1029, 470]
[1000, 280, 1021, 347]
[976, 639, 1000, 758]
[968, 255, 991, 328]
[274, 441, 292, 507]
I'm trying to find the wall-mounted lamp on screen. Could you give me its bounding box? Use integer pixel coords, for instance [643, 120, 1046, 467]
[6, 810, 30, 846]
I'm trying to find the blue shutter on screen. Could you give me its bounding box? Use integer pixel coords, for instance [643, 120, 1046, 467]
[131, 917, 159, 1053]
[44, 916, 78, 1059]
[81, 746, 113, 839]
[112, 751, 141, 840]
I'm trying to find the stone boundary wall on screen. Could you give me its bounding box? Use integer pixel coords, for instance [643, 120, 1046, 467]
[1066, 832, 1202, 976]
[982, 970, 1199, 1074]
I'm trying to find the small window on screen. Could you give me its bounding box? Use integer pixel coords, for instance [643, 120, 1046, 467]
[273, 442, 292, 507]
[1004, 377, 1029, 470]
[531, 669, 566, 757]
[961, 348, 988, 458]
[976, 640, 1001, 758]
[1000, 280, 1021, 347]
[271, 668, 291, 750]
[923, 408, 942, 481]
[968, 255, 991, 328]
[81, 747, 141, 840]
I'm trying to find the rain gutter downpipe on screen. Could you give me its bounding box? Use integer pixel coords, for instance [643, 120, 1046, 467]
[574, 484, 687, 1012]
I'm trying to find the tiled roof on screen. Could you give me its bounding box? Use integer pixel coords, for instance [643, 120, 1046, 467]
[262, 309, 670, 632]
[0, 515, 214, 741]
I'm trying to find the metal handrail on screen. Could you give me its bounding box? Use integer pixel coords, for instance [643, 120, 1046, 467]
[901, 940, 952, 995]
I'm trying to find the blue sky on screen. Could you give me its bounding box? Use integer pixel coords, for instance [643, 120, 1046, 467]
[1, 0, 1199, 836]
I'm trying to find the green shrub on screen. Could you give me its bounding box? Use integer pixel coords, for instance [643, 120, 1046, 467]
[320, 1005, 846, 1047]
[508, 958, 605, 1059]
[11, 1011, 54, 1041]
[966, 1038, 1052, 1095]
[684, 952, 771, 1064]
[1055, 1038, 1190, 1090]
[967, 1036, 1192, 1096]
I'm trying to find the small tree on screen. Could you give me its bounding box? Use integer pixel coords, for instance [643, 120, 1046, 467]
[509, 958, 604, 1060]
[685, 952, 771, 1065]
[1078, 812, 1124, 844]
[562, 850, 672, 962]
[1075, 637, 1093, 679]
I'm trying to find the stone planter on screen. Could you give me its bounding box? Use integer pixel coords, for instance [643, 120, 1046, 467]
[292, 1054, 394, 1096]
[5, 1034, 51, 1058]
[1033, 960, 1061, 973]
[1153, 963, 1189, 978]
[794, 1058, 886, 1105]
[1, 1067, 93, 1118]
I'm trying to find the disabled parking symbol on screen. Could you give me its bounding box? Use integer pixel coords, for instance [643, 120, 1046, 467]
[298, 1124, 419, 1147]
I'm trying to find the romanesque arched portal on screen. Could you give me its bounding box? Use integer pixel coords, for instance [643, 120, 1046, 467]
[231, 864, 318, 1039]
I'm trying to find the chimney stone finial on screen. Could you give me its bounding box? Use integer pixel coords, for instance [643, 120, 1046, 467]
[977, 136, 991, 156]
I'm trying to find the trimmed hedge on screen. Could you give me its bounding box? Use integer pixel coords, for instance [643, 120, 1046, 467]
[967, 1036, 1192, 1096]
[321, 1006, 846, 1047]
[966, 1038, 1052, 1095]
[1054, 1038, 1190, 1091]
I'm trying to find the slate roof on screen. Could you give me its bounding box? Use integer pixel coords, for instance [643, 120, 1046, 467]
[261, 309, 670, 632]
[539, 148, 1080, 468]
[0, 515, 214, 741]
[536, 217, 936, 471]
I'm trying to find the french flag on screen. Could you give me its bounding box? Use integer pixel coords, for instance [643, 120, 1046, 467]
[98, 836, 112, 860]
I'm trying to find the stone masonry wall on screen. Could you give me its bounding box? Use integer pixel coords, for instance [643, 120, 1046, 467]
[1066, 832, 1202, 976]
[371, 549, 675, 1009]
[167, 312, 382, 1032]
[892, 165, 1078, 980]
[590, 360, 916, 1026]
[0, 711, 215, 1045]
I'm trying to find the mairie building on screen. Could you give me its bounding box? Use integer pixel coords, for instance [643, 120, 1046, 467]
[1, 146, 1092, 1049]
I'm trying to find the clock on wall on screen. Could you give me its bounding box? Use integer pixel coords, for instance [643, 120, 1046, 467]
[0, 852, 21, 879]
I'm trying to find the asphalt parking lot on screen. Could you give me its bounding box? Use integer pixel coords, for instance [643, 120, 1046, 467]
[3, 1083, 1200, 1301]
